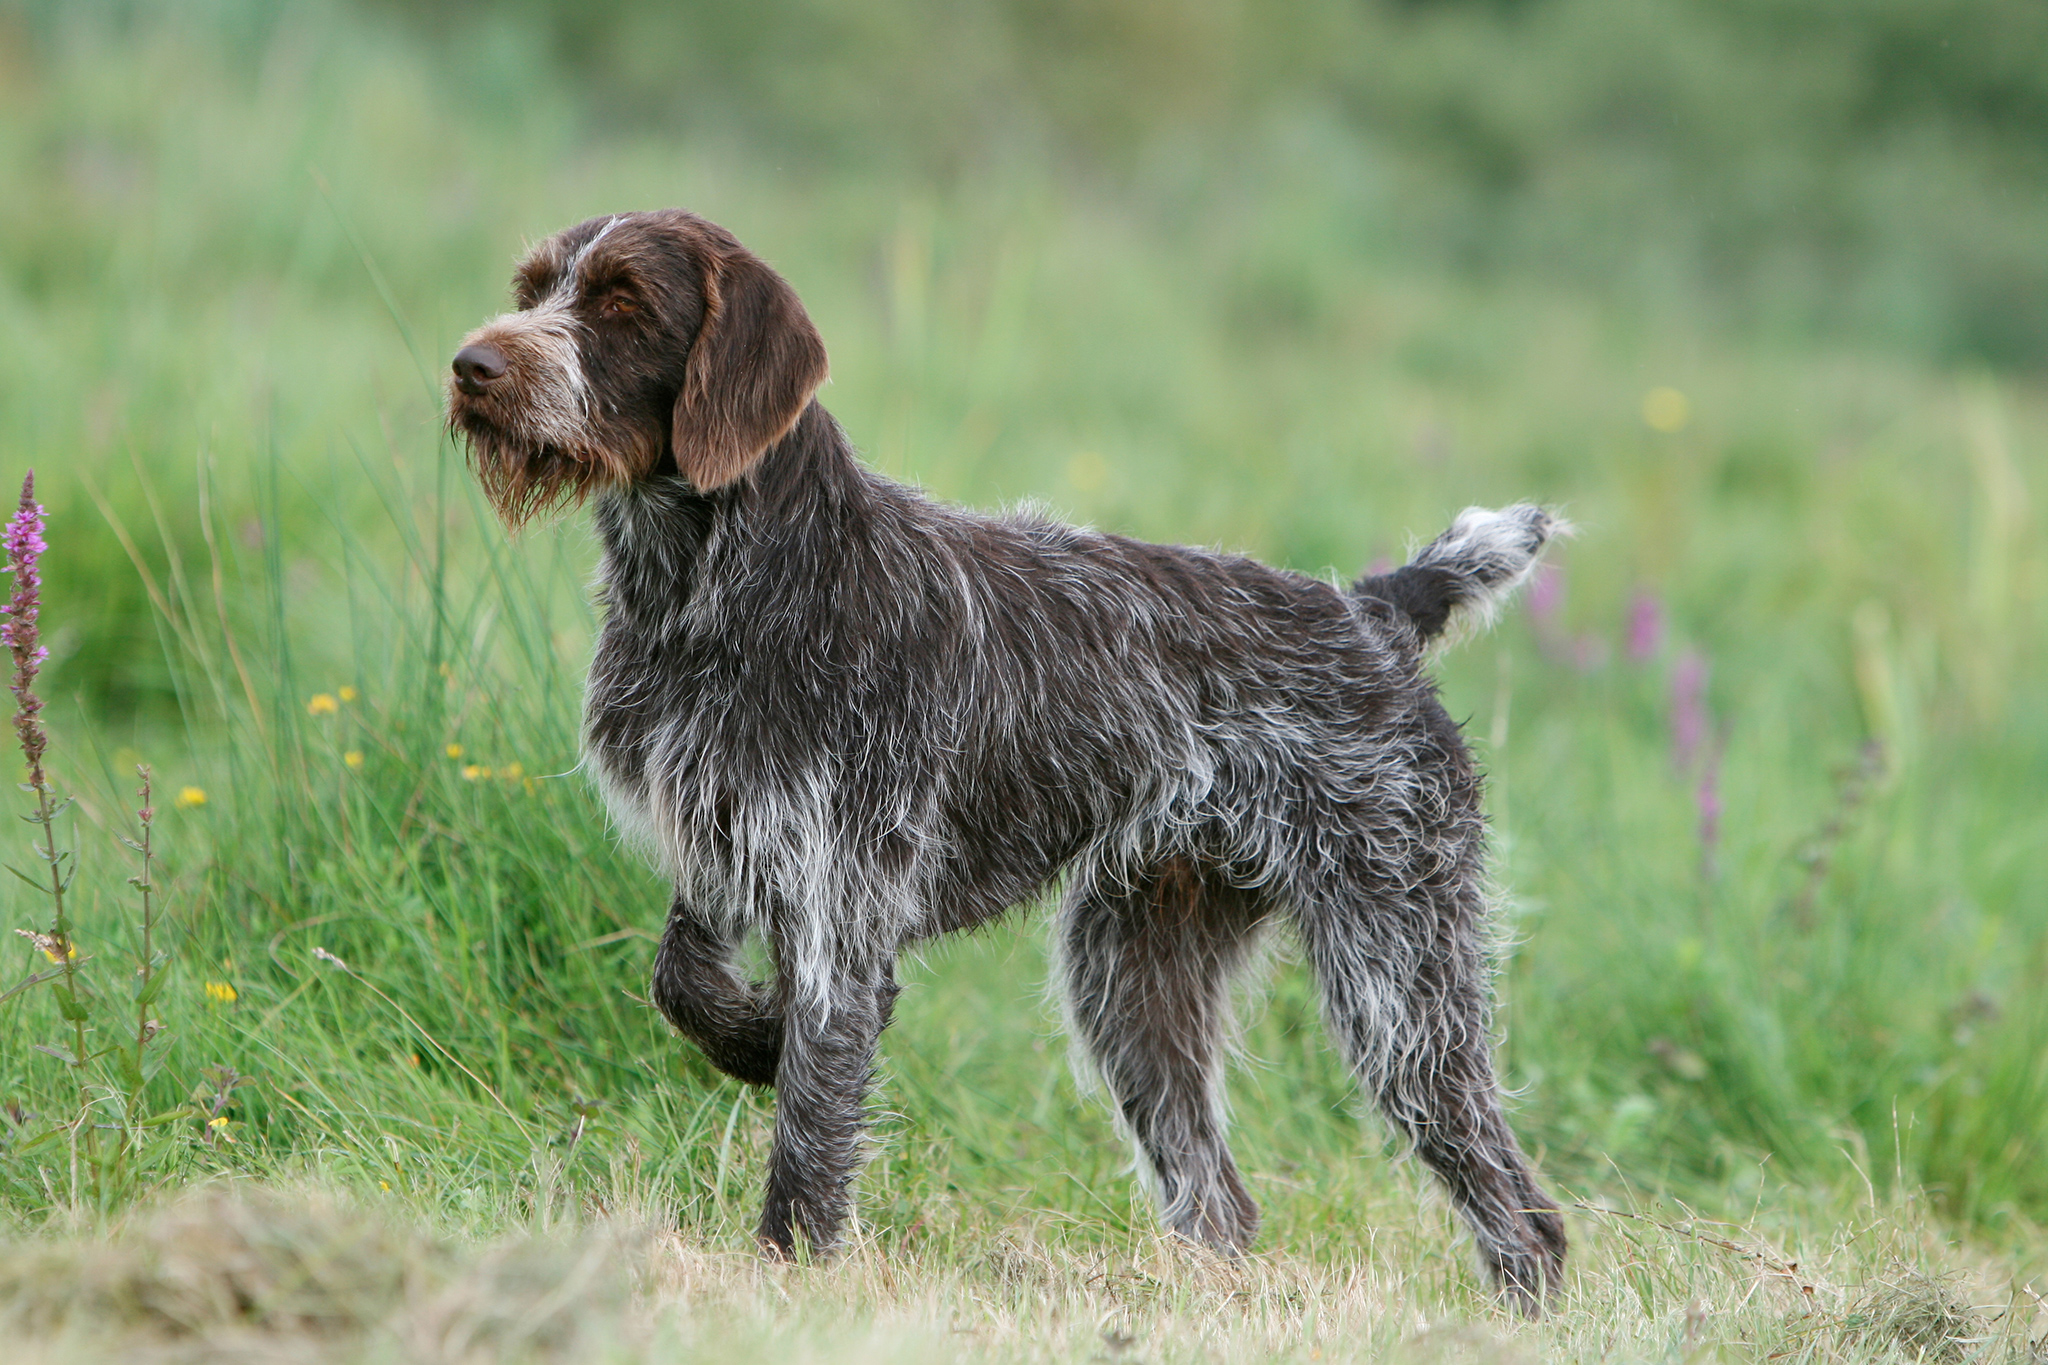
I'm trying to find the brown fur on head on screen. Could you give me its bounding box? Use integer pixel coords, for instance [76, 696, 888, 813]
[446, 210, 829, 525]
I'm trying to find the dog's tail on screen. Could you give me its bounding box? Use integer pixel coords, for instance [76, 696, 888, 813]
[1351, 504, 1565, 646]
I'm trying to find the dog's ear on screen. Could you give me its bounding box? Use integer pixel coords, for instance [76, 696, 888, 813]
[672, 238, 828, 491]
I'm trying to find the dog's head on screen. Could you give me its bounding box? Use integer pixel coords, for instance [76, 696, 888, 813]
[447, 210, 828, 525]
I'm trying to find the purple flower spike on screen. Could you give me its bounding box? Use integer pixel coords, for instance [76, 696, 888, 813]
[1528, 561, 1564, 627]
[1626, 589, 1664, 664]
[1697, 762, 1722, 837]
[1669, 647, 1709, 771]
[1696, 734, 1724, 880]
[3, 471, 49, 786]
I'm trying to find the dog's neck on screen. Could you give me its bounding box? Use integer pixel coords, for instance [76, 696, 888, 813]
[591, 401, 880, 629]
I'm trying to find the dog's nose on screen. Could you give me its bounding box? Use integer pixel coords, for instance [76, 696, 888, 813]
[452, 344, 509, 394]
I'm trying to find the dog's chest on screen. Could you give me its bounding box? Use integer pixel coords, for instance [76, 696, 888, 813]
[579, 599, 843, 882]
[580, 624, 678, 860]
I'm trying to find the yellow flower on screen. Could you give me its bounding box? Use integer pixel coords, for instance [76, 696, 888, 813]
[461, 764, 492, 781]
[522, 777, 538, 796]
[344, 751, 364, 770]
[307, 693, 339, 716]
[501, 762, 524, 780]
[15, 929, 74, 962]
[26, 933, 76, 965]
[1641, 386, 1691, 434]
[338, 685, 359, 702]
[445, 743, 464, 759]
[176, 786, 207, 809]
[204, 980, 237, 1004]
[1066, 450, 1109, 492]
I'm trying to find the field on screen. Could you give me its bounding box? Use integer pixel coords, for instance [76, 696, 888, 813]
[3, 2, 2047, 1360]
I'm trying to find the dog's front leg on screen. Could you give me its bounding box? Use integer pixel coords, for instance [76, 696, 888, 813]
[757, 941, 894, 1261]
[650, 896, 783, 1087]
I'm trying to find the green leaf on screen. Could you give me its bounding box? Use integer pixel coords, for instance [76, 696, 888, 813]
[0, 967, 63, 1007]
[7, 863, 50, 890]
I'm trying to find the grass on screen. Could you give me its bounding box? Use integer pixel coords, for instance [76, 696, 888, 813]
[1, 1181, 2040, 1362]
[3, 3, 2048, 1358]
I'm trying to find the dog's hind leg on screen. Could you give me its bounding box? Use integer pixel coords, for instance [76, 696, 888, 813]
[1294, 861, 1567, 1313]
[650, 895, 783, 1087]
[1059, 858, 1269, 1256]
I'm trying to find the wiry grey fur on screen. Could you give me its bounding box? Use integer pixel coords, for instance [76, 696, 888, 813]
[446, 209, 1569, 1312]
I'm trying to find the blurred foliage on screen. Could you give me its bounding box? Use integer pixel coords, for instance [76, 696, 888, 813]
[0, 0, 2038, 723]
[22, 0, 2042, 363]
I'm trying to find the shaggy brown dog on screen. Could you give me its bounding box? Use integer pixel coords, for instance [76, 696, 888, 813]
[449, 209, 1568, 1310]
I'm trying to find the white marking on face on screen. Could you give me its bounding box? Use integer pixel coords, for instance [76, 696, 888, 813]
[459, 286, 592, 446]
[538, 216, 625, 310]
[573, 216, 623, 270]
[476, 217, 628, 434]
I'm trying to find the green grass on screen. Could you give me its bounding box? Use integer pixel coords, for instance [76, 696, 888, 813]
[3, 4, 2047, 1358]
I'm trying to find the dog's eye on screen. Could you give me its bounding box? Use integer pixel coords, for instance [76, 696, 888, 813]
[599, 293, 639, 318]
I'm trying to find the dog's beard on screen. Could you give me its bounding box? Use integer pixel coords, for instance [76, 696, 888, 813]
[450, 409, 651, 529]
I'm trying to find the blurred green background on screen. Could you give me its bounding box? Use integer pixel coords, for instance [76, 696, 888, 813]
[2, 0, 2045, 1254]
[7, 0, 2047, 715]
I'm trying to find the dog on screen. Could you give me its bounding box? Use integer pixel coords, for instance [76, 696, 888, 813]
[447, 209, 1568, 1310]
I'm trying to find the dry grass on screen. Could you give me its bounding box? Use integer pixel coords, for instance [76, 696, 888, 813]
[2, 1183, 2041, 1363]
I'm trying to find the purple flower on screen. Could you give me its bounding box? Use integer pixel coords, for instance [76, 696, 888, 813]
[3, 472, 49, 785]
[1569, 633, 1610, 673]
[1528, 561, 1564, 627]
[1670, 647, 1709, 771]
[1696, 745, 1722, 845]
[1696, 733, 1724, 881]
[1626, 589, 1664, 664]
